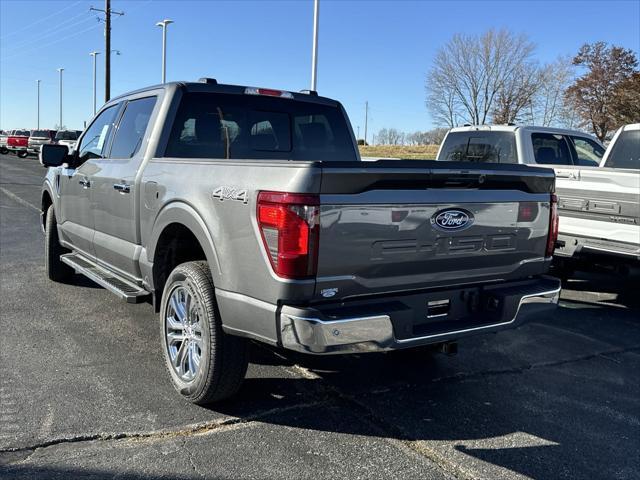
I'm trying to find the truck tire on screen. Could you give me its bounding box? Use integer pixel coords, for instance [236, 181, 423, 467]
[160, 261, 248, 404]
[45, 206, 73, 282]
[18, 151, 28, 158]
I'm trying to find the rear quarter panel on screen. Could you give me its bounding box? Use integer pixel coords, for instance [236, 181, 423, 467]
[140, 159, 322, 303]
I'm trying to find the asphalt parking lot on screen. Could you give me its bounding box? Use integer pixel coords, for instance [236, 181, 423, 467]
[0, 152, 638, 480]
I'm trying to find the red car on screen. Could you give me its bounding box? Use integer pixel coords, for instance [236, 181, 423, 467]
[7, 129, 30, 158]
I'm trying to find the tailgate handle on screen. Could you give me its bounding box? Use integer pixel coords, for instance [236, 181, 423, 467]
[113, 183, 131, 194]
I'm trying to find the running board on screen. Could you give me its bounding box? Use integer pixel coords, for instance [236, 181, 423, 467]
[60, 253, 151, 304]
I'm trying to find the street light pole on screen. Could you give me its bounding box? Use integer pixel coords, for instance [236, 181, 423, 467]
[57, 68, 64, 129]
[90, 51, 100, 115]
[310, 0, 319, 91]
[36, 80, 41, 130]
[156, 19, 173, 83]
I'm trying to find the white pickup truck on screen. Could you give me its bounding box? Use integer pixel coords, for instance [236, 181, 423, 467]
[553, 123, 639, 269]
[436, 124, 638, 272]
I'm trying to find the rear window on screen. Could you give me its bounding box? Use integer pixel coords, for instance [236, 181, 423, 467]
[14, 130, 29, 136]
[438, 131, 517, 163]
[55, 131, 80, 141]
[31, 130, 50, 138]
[606, 130, 640, 169]
[164, 92, 356, 161]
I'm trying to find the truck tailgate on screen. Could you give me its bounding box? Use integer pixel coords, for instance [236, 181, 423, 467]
[315, 161, 555, 300]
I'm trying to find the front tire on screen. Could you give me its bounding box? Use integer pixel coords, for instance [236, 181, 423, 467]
[18, 151, 28, 158]
[45, 206, 73, 282]
[160, 261, 248, 404]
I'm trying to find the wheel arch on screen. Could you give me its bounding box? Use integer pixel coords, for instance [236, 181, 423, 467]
[147, 201, 222, 298]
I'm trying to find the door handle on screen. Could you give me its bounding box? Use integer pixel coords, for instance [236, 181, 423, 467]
[113, 183, 131, 193]
[79, 178, 91, 188]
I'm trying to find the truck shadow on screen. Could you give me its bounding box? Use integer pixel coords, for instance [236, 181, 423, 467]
[561, 268, 640, 310]
[214, 294, 640, 480]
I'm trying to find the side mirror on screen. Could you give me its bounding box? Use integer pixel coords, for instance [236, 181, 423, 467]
[40, 144, 69, 167]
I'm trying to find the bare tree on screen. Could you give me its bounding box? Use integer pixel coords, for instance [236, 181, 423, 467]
[565, 42, 638, 141]
[532, 57, 575, 126]
[426, 29, 537, 126]
[492, 62, 541, 124]
[377, 128, 405, 145]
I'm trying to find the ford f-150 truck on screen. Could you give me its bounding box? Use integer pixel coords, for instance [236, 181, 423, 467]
[7, 129, 30, 158]
[553, 123, 639, 269]
[40, 79, 561, 404]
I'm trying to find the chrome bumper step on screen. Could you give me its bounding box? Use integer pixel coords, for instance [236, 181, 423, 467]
[60, 253, 150, 304]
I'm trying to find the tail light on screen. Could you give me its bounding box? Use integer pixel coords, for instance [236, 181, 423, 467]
[546, 194, 559, 257]
[517, 202, 538, 222]
[257, 191, 319, 279]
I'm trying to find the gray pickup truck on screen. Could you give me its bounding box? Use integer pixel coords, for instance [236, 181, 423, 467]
[40, 79, 561, 404]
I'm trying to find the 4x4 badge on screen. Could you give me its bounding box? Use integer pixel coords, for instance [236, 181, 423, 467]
[212, 186, 248, 204]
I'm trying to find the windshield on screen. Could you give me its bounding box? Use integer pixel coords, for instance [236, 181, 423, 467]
[606, 130, 640, 169]
[438, 131, 518, 163]
[55, 130, 80, 141]
[164, 92, 357, 161]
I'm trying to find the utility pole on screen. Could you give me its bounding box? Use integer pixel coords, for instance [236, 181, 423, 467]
[357, 126, 360, 139]
[105, 0, 111, 101]
[90, 1, 124, 103]
[310, 0, 319, 91]
[90, 51, 100, 115]
[57, 68, 64, 129]
[364, 101, 368, 145]
[156, 19, 173, 83]
[36, 80, 40, 129]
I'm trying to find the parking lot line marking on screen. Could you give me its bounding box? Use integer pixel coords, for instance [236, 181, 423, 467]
[0, 187, 39, 212]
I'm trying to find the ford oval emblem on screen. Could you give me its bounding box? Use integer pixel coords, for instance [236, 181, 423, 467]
[432, 209, 474, 231]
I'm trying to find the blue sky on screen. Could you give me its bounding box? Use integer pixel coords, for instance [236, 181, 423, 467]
[1, 0, 639, 134]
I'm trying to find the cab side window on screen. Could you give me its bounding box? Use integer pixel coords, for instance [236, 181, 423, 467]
[109, 97, 157, 159]
[77, 105, 120, 162]
[569, 136, 605, 166]
[532, 133, 573, 165]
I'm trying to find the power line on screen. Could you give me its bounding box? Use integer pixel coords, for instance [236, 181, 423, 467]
[0, 0, 83, 40]
[0, 21, 104, 62]
[3, 11, 96, 54]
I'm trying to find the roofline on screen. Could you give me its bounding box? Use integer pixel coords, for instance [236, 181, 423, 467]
[106, 80, 339, 107]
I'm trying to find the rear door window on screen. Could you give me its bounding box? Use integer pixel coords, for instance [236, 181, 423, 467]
[606, 130, 640, 169]
[532, 133, 573, 165]
[109, 96, 156, 159]
[569, 136, 605, 166]
[164, 92, 356, 161]
[438, 131, 517, 163]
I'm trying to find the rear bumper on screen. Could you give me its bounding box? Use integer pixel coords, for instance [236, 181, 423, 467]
[555, 233, 640, 262]
[280, 276, 560, 354]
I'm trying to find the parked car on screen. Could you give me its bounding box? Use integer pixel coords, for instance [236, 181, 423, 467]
[0, 130, 9, 154]
[553, 123, 639, 272]
[40, 79, 560, 404]
[7, 129, 30, 158]
[436, 125, 606, 168]
[28, 129, 57, 156]
[54, 130, 82, 152]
